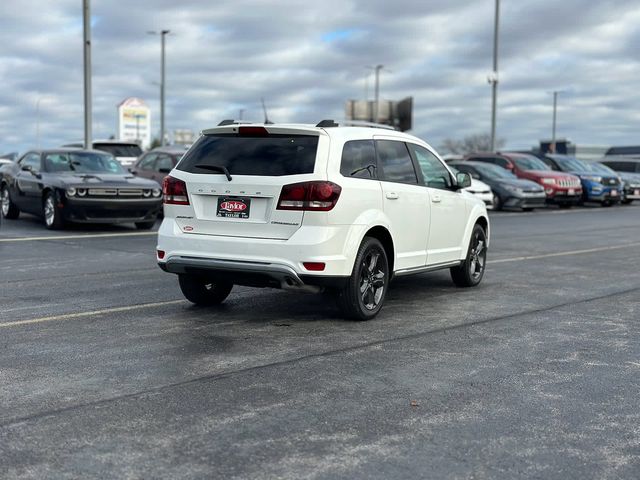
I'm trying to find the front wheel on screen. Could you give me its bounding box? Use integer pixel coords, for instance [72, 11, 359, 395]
[178, 274, 233, 306]
[43, 192, 65, 230]
[493, 194, 503, 211]
[1, 184, 20, 219]
[336, 237, 389, 321]
[450, 224, 487, 287]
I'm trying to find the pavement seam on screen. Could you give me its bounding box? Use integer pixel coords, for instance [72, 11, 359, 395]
[0, 232, 157, 242]
[2, 283, 639, 429]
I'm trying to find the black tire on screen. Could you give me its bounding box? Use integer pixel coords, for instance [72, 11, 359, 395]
[493, 194, 503, 211]
[43, 192, 65, 230]
[450, 224, 487, 288]
[522, 207, 534, 212]
[621, 199, 633, 205]
[558, 203, 572, 209]
[335, 237, 389, 321]
[178, 274, 233, 306]
[135, 221, 156, 230]
[1, 184, 20, 219]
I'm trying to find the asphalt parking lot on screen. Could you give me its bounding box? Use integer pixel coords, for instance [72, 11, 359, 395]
[1, 206, 639, 479]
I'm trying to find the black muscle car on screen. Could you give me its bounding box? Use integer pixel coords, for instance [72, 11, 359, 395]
[0, 149, 162, 229]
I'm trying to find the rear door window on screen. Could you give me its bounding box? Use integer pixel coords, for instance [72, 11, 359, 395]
[340, 140, 377, 179]
[177, 134, 318, 176]
[375, 140, 418, 185]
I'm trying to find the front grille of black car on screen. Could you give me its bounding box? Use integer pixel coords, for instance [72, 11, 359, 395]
[87, 188, 145, 198]
[84, 209, 148, 219]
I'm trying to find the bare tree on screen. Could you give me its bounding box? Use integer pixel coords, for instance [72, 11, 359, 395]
[440, 133, 505, 155]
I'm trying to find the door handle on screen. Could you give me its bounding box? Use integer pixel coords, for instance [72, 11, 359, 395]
[432, 194, 442, 203]
[386, 192, 399, 200]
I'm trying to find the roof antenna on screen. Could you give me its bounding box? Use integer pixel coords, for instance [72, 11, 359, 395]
[261, 97, 273, 124]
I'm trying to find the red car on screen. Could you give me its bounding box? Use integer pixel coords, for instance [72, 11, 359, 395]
[464, 153, 582, 206]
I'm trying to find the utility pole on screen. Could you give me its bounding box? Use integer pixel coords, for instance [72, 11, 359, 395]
[83, 0, 92, 149]
[148, 29, 170, 146]
[489, 0, 500, 152]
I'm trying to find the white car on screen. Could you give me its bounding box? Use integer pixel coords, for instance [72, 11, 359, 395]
[466, 177, 494, 209]
[157, 121, 489, 320]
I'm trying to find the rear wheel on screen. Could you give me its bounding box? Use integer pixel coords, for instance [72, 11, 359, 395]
[336, 237, 389, 321]
[43, 192, 65, 230]
[135, 220, 156, 230]
[450, 224, 487, 287]
[1, 184, 20, 219]
[178, 274, 233, 306]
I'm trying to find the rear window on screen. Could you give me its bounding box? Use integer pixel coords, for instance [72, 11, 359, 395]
[177, 134, 318, 176]
[93, 143, 143, 158]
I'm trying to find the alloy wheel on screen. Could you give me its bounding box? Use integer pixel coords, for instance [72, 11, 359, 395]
[1, 188, 9, 217]
[359, 249, 386, 310]
[469, 231, 486, 281]
[44, 196, 55, 227]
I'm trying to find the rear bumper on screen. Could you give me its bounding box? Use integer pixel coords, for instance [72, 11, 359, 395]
[156, 218, 363, 278]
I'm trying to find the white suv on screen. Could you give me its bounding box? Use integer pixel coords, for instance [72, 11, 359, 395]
[157, 121, 489, 320]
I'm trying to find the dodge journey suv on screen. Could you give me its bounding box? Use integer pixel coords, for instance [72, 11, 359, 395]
[157, 121, 489, 320]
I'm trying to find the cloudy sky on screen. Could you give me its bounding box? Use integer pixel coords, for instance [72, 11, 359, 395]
[1, 0, 639, 154]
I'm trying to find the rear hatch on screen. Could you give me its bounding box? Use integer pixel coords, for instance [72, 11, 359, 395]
[173, 125, 326, 240]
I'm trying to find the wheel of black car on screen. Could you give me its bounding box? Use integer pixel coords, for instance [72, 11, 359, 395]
[43, 192, 64, 230]
[178, 274, 233, 306]
[135, 221, 156, 230]
[336, 237, 389, 321]
[1, 184, 20, 219]
[493, 194, 503, 211]
[450, 224, 487, 287]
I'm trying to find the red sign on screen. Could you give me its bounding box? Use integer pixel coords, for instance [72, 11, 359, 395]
[220, 201, 247, 212]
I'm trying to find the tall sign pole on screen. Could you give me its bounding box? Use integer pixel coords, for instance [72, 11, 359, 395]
[374, 64, 383, 123]
[83, 0, 92, 149]
[490, 0, 500, 152]
[160, 29, 169, 146]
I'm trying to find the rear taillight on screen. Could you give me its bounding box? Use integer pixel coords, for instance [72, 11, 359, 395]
[277, 181, 342, 211]
[162, 176, 190, 205]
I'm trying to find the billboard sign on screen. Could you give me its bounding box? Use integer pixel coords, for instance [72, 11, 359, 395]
[345, 96, 413, 132]
[117, 97, 151, 149]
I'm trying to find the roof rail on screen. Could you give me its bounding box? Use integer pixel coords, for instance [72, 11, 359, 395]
[341, 120, 396, 131]
[316, 119, 339, 128]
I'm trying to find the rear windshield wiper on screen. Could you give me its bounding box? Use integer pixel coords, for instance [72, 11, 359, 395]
[194, 164, 232, 181]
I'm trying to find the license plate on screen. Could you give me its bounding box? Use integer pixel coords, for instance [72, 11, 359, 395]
[216, 196, 251, 219]
[568, 189, 575, 195]
[611, 190, 618, 197]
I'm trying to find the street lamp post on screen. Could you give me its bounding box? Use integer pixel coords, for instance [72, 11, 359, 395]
[82, 0, 92, 150]
[490, 0, 500, 152]
[148, 29, 170, 146]
[373, 64, 384, 123]
[550, 90, 565, 153]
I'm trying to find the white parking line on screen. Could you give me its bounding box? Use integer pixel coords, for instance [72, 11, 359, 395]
[490, 242, 640, 264]
[0, 300, 184, 329]
[0, 231, 157, 242]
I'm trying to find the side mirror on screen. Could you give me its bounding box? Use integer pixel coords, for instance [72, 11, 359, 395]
[158, 168, 172, 174]
[21, 165, 33, 172]
[129, 168, 138, 175]
[456, 172, 472, 189]
[505, 163, 514, 170]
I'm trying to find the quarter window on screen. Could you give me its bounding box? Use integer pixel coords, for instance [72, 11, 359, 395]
[375, 140, 418, 185]
[340, 140, 377, 179]
[407, 144, 452, 189]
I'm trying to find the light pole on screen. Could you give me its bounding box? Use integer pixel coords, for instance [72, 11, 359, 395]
[373, 64, 384, 123]
[550, 90, 566, 153]
[148, 29, 170, 146]
[489, 0, 500, 152]
[83, 0, 92, 149]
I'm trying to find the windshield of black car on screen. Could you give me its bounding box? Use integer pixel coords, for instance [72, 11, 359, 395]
[177, 134, 319, 176]
[93, 143, 143, 157]
[553, 156, 588, 172]
[44, 152, 126, 174]
[512, 156, 551, 171]
[474, 163, 517, 179]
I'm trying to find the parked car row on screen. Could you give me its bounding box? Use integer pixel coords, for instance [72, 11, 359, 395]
[447, 152, 640, 210]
